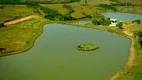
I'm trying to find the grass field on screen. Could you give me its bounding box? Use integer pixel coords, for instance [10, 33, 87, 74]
[116, 0, 142, 5]
[0, 18, 47, 56]
[0, 5, 37, 23]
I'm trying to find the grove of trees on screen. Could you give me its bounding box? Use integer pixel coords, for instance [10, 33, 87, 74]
[41, 7, 76, 21]
[134, 31, 142, 48]
[92, 18, 111, 26]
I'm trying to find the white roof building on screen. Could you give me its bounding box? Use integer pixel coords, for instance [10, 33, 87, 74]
[109, 19, 119, 26]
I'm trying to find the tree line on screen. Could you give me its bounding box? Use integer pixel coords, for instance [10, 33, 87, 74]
[134, 31, 142, 48]
[0, 0, 80, 4]
[92, 18, 111, 26]
[92, 18, 123, 29]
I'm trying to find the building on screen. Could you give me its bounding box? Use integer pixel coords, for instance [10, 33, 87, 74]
[109, 19, 121, 26]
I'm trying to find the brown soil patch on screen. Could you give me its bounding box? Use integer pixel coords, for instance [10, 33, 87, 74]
[122, 23, 135, 29]
[4, 15, 39, 25]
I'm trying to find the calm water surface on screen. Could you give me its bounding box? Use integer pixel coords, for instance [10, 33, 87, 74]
[0, 24, 131, 80]
[103, 12, 142, 21]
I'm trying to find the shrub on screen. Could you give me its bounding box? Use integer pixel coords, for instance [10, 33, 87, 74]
[0, 23, 5, 28]
[116, 22, 123, 29]
[63, 5, 74, 13]
[70, 0, 80, 3]
[87, 15, 92, 18]
[135, 31, 142, 48]
[139, 38, 142, 48]
[132, 20, 141, 24]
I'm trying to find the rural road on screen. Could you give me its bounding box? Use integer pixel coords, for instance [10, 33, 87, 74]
[4, 15, 40, 25]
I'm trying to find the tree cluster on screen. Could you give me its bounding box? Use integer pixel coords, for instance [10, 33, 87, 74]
[63, 5, 75, 13]
[99, 4, 117, 11]
[134, 31, 142, 48]
[132, 20, 141, 24]
[92, 18, 111, 26]
[41, 7, 76, 21]
[116, 22, 123, 29]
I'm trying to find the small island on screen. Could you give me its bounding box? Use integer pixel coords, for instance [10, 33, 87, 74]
[77, 44, 99, 51]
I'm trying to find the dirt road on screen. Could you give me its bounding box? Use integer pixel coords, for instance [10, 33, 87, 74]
[4, 15, 39, 25]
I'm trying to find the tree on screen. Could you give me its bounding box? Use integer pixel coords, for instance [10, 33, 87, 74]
[85, 0, 87, 4]
[132, 19, 141, 24]
[64, 14, 73, 20]
[135, 31, 142, 37]
[87, 15, 92, 18]
[139, 37, 142, 47]
[0, 23, 6, 28]
[116, 22, 123, 29]
[63, 5, 74, 13]
[92, 20, 101, 25]
[71, 0, 80, 3]
[134, 31, 142, 47]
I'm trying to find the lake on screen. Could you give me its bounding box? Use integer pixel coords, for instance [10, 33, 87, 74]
[72, 12, 142, 25]
[0, 23, 131, 80]
[103, 12, 142, 21]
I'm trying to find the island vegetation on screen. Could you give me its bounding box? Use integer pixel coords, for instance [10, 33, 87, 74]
[77, 44, 99, 51]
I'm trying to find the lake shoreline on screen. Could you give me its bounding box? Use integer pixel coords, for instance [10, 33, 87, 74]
[0, 19, 48, 57]
[0, 20, 137, 80]
[49, 22, 137, 80]
[109, 36, 137, 80]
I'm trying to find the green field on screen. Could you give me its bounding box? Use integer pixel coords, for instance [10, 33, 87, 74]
[0, 5, 37, 23]
[0, 18, 47, 56]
